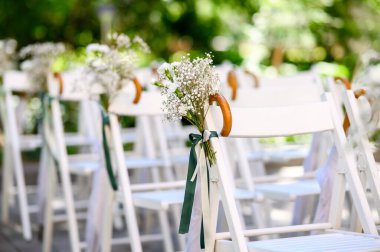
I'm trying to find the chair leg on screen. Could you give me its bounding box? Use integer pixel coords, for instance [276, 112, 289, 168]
[59, 164, 81, 252]
[37, 146, 48, 225]
[158, 211, 174, 252]
[42, 156, 57, 252]
[112, 202, 124, 231]
[1, 145, 12, 223]
[100, 185, 115, 252]
[12, 142, 32, 240]
[171, 205, 186, 251]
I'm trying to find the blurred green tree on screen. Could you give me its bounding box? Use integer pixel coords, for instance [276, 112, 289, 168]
[0, 0, 379, 73]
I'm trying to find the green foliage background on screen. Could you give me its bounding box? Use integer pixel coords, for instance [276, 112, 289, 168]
[1, 0, 380, 160]
[1, 0, 380, 76]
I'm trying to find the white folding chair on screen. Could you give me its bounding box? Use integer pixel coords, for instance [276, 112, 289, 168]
[105, 91, 263, 252]
[218, 71, 330, 226]
[0, 70, 98, 241]
[41, 71, 107, 252]
[335, 87, 380, 231]
[202, 93, 379, 251]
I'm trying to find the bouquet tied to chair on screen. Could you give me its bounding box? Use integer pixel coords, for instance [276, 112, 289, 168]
[154, 54, 222, 247]
[81, 33, 150, 109]
[0, 39, 17, 80]
[81, 33, 150, 191]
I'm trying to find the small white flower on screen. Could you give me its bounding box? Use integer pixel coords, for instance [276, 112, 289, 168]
[162, 79, 178, 93]
[19, 42, 65, 91]
[86, 43, 110, 54]
[79, 33, 149, 102]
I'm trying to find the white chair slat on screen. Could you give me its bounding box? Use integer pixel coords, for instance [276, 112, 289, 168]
[109, 91, 164, 116]
[209, 102, 334, 138]
[3, 70, 33, 92]
[216, 233, 380, 252]
[230, 85, 322, 107]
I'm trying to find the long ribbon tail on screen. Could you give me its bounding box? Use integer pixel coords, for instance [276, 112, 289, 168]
[41, 93, 59, 166]
[179, 134, 201, 234]
[179, 131, 218, 246]
[101, 110, 118, 191]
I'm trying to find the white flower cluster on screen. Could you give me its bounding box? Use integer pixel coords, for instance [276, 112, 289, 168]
[19, 42, 65, 91]
[82, 33, 150, 101]
[0, 39, 17, 76]
[354, 50, 380, 134]
[156, 54, 220, 123]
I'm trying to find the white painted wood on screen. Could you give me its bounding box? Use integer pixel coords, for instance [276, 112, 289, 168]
[42, 152, 57, 252]
[209, 102, 335, 138]
[49, 95, 81, 252]
[109, 91, 164, 116]
[3, 70, 33, 92]
[109, 114, 143, 252]
[343, 90, 380, 226]
[230, 85, 322, 107]
[4, 90, 32, 240]
[215, 223, 332, 239]
[205, 111, 249, 252]
[255, 179, 320, 201]
[324, 93, 377, 234]
[216, 233, 380, 252]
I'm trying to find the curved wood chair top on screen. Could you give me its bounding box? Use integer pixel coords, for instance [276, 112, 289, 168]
[209, 94, 232, 137]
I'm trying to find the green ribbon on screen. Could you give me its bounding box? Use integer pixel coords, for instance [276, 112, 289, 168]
[179, 131, 218, 248]
[101, 109, 118, 191]
[40, 92, 59, 166]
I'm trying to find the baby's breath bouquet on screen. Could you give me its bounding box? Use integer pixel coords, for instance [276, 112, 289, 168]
[154, 54, 220, 164]
[19, 42, 65, 92]
[354, 50, 380, 141]
[0, 39, 17, 77]
[82, 33, 150, 108]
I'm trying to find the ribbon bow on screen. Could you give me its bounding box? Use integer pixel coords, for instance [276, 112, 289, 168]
[179, 130, 218, 247]
[101, 110, 118, 191]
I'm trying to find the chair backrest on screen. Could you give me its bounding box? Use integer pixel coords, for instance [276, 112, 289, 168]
[229, 85, 323, 107]
[237, 70, 321, 89]
[208, 101, 334, 138]
[3, 70, 34, 92]
[108, 90, 181, 187]
[342, 89, 380, 218]
[109, 91, 164, 116]
[48, 69, 93, 101]
[224, 69, 325, 104]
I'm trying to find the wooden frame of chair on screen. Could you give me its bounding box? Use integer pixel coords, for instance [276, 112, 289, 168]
[42, 72, 98, 252]
[106, 91, 263, 252]
[203, 93, 379, 251]
[340, 88, 380, 231]
[0, 71, 33, 240]
[0, 70, 100, 242]
[221, 73, 329, 228]
[108, 91, 181, 252]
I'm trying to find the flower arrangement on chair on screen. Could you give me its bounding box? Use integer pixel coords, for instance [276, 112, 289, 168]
[353, 50, 380, 140]
[154, 53, 231, 249]
[81, 32, 150, 191]
[19, 42, 65, 92]
[0, 39, 17, 78]
[81, 32, 150, 109]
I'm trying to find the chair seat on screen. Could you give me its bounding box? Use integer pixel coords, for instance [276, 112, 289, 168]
[255, 179, 320, 201]
[19, 133, 96, 151]
[68, 154, 100, 175]
[247, 146, 309, 163]
[19, 134, 42, 150]
[130, 188, 260, 211]
[215, 233, 380, 252]
[125, 157, 167, 169]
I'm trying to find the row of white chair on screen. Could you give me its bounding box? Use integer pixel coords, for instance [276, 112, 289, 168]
[1, 66, 379, 251]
